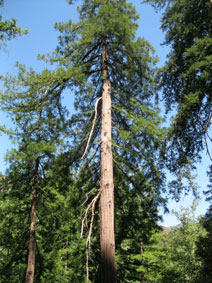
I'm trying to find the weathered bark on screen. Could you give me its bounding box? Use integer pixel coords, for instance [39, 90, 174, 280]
[100, 37, 116, 283]
[25, 158, 39, 283]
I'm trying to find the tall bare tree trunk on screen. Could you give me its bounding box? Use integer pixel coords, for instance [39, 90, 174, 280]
[25, 158, 39, 283]
[100, 37, 116, 283]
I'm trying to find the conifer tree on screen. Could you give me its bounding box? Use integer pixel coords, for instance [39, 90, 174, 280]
[0, 66, 68, 282]
[145, 0, 212, 184]
[41, 0, 166, 281]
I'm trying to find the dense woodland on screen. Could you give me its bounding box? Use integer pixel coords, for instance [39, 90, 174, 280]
[0, 0, 212, 282]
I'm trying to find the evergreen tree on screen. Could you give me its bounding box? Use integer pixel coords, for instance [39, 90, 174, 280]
[144, 0, 212, 184]
[0, 66, 68, 282]
[40, 0, 166, 281]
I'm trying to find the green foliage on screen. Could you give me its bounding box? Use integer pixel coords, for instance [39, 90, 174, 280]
[0, 2, 28, 49]
[196, 206, 212, 283]
[139, 204, 206, 283]
[156, 0, 212, 174]
[0, 18, 27, 42]
[0, 65, 72, 281]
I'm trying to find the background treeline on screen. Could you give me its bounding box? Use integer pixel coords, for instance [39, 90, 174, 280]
[0, 0, 211, 282]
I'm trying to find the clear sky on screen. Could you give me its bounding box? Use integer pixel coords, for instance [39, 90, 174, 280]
[0, 0, 210, 227]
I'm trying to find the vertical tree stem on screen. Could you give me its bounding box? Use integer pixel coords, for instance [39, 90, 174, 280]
[100, 37, 116, 283]
[25, 157, 39, 283]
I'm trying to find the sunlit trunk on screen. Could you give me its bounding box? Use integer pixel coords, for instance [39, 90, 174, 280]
[100, 37, 116, 283]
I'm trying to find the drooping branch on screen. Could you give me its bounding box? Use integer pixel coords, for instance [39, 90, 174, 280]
[80, 192, 100, 283]
[81, 97, 102, 160]
[80, 192, 100, 239]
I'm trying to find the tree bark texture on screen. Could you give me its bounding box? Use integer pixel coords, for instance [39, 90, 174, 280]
[25, 158, 39, 283]
[100, 38, 116, 283]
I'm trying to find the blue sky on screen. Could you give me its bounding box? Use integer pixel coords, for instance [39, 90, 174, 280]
[0, 0, 210, 226]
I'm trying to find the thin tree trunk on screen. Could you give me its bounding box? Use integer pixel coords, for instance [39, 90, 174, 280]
[100, 37, 116, 283]
[25, 158, 39, 283]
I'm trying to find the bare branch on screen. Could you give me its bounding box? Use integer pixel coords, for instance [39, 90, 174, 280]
[86, 192, 100, 249]
[80, 192, 100, 283]
[80, 192, 100, 239]
[80, 201, 93, 239]
[81, 97, 102, 160]
[81, 188, 97, 208]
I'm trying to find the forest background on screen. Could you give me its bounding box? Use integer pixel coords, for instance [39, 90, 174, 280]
[0, 0, 210, 227]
